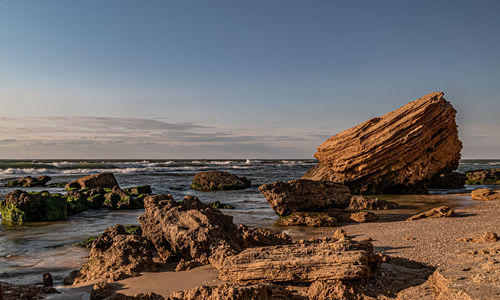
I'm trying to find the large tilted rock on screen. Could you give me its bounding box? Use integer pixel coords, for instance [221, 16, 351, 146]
[258, 179, 351, 216]
[216, 236, 383, 284]
[191, 171, 251, 191]
[74, 225, 156, 283]
[303, 92, 462, 194]
[66, 172, 119, 189]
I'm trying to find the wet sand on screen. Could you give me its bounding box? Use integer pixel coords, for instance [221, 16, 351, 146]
[47, 197, 499, 299]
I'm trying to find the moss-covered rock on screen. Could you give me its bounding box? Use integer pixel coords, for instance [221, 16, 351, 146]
[191, 171, 251, 191]
[123, 185, 152, 196]
[76, 224, 141, 248]
[4, 175, 52, 188]
[207, 201, 235, 209]
[0, 190, 68, 224]
[465, 168, 500, 185]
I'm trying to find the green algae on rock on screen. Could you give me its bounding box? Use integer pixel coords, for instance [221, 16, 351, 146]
[191, 171, 251, 191]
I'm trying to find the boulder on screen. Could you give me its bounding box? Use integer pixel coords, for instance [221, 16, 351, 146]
[138, 194, 243, 263]
[430, 172, 466, 189]
[471, 188, 500, 201]
[103, 186, 144, 209]
[465, 168, 500, 185]
[66, 173, 119, 190]
[123, 185, 152, 196]
[216, 236, 383, 284]
[348, 195, 399, 210]
[4, 175, 51, 187]
[170, 283, 304, 300]
[303, 92, 462, 194]
[0, 281, 46, 300]
[0, 190, 67, 224]
[258, 179, 351, 216]
[74, 225, 156, 283]
[42, 273, 53, 287]
[406, 206, 454, 221]
[191, 171, 251, 191]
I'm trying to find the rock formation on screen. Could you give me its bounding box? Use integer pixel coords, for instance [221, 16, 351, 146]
[406, 206, 454, 221]
[471, 188, 500, 201]
[216, 236, 383, 283]
[465, 168, 500, 185]
[348, 196, 399, 210]
[4, 175, 51, 187]
[258, 179, 351, 216]
[74, 225, 156, 283]
[0, 190, 67, 223]
[429, 172, 466, 189]
[277, 212, 338, 227]
[303, 92, 462, 194]
[191, 171, 251, 191]
[170, 283, 304, 300]
[66, 172, 119, 189]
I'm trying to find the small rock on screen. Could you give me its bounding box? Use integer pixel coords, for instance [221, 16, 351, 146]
[191, 171, 251, 191]
[42, 272, 53, 287]
[406, 206, 454, 221]
[471, 188, 500, 201]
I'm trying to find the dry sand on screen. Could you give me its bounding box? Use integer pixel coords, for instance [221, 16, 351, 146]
[48, 198, 500, 299]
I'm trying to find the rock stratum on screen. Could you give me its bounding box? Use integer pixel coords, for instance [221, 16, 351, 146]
[303, 92, 462, 194]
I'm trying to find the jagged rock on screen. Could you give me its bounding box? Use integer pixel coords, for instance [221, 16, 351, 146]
[0, 281, 46, 300]
[216, 236, 383, 284]
[4, 175, 51, 187]
[348, 196, 399, 210]
[66, 172, 119, 190]
[465, 168, 500, 185]
[308, 280, 373, 300]
[237, 224, 292, 248]
[471, 188, 500, 201]
[74, 225, 156, 283]
[430, 172, 466, 189]
[277, 212, 338, 227]
[174, 259, 204, 272]
[259, 179, 351, 216]
[458, 232, 499, 243]
[191, 171, 251, 191]
[63, 270, 79, 285]
[43, 273, 53, 287]
[90, 281, 114, 300]
[303, 92, 462, 194]
[406, 206, 454, 221]
[138, 194, 242, 263]
[123, 185, 152, 196]
[103, 186, 143, 209]
[345, 211, 378, 223]
[169, 283, 305, 300]
[0, 190, 67, 224]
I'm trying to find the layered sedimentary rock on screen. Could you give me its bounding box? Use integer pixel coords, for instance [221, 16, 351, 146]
[303, 92, 462, 194]
[74, 225, 156, 283]
[406, 206, 454, 221]
[471, 188, 500, 201]
[258, 179, 351, 216]
[4, 175, 51, 187]
[216, 237, 382, 283]
[191, 171, 251, 191]
[66, 173, 119, 189]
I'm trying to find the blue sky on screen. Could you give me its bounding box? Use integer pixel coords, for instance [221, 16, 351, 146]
[0, 0, 499, 158]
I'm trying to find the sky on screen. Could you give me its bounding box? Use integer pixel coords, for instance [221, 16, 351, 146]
[0, 0, 499, 159]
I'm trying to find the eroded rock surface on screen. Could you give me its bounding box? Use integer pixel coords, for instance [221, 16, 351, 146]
[277, 212, 338, 227]
[170, 283, 305, 300]
[0, 190, 67, 223]
[66, 172, 119, 189]
[465, 168, 500, 185]
[74, 225, 156, 283]
[0, 281, 47, 300]
[348, 196, 399, 210]
[303, 92, 462, 194]
[216, 236, 383, 283]
[191, 171, 251, 191]
[430, 172, 466, 189]
[406, 206, 454, 221]
[4, 175, 51, 187]
[259, 179, 351, 216]
[471, 188, 500, 201]
[308, 280, 373, 300]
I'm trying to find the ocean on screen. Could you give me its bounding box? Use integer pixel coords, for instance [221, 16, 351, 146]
[0, 159, 499, 285]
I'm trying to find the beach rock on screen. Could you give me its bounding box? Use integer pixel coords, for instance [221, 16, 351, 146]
[303, 92, 462, 194]
[63, 270, 79, 285]
[90, 281, 114, 300]
[123, 185, 152, 196]
[465, 168, 500, 185]
[74, 225, 156, 283]
[43, 272, 53, 287]
[66, 172, 119, 190]
[277, 212, 338, 227]
[0, 190, 68, 224]
[138, 194, 242, 263]
[471, 188, 500, 201]
[0, 281, 46, 300]
[348, 195, 399, 210]
[4, 175, 51, 187]
[345, 211, 379, 223]
[237, 224, 292, 247]
[191, 171, 251, 191]
[308, 280, 372, 300]
[430, 172, 466, 189]
[258, 179, 351, 216]
[216, 236, 383, 283]
[169, 283, 305, 300]
[458, 231, 499, 243]
[103, 186, 144, 209]
[406, 206, 454, 221]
